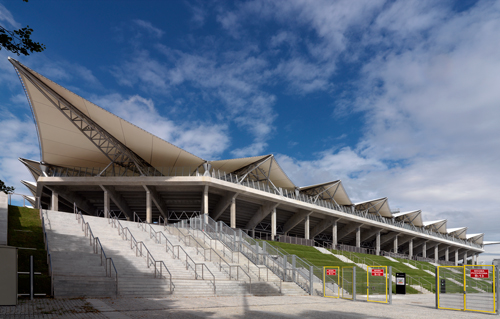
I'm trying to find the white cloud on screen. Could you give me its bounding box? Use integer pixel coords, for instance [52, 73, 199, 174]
[0, 3, 20, 28]
[132, 19, 164, 38]
[92, 94, 230, 159]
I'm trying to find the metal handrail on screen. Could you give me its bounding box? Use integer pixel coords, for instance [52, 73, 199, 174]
[73, 206, 118, 296]
[39, 209, 54, 296]
[109, 217, 175, 293]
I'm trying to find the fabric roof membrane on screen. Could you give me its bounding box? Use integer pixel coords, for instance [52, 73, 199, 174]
[423, 220, 447, 234]
[299, 180, 352, 206]
[354, 197, 392, 218]
[392, 210, 423, 227]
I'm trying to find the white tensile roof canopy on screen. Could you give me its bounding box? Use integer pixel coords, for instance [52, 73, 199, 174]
[354, 197, 392, 218]
[447, 227, 468, 239]
[392, 210, 424, 227]
[423, 219, 448, 234]
[299, 180, 352, 206]
[10, 58, 205, 170]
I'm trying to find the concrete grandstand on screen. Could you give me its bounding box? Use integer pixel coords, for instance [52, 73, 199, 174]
[10, 57, 494, 267]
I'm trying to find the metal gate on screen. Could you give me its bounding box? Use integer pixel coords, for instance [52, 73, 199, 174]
[341, 266, 356, 300]
[437, 265, 497, 314]
[367, 266, 389, 303]
[323, 266, 340, 298]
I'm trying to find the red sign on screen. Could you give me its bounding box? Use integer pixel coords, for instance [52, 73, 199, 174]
[470, 269, 489, 278]
[326, 269, 337, 276]
[371, 269, 385, 276]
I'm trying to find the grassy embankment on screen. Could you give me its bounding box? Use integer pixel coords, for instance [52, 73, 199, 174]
[267, 241, 429, 294]
[8, 205, 51, 297]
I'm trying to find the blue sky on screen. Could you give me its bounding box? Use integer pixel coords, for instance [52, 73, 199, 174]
[1, 0, 500, 261]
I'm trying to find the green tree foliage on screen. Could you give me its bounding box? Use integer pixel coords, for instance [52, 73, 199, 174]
[0, 0, 46, 56]
[0, 180, 15, 194]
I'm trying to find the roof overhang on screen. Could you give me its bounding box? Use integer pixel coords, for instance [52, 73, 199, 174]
[447, 226, 467, 239]
[354, 197, 392, 217]
[392, 210, 423, 227]
[299, 180, 352, 206]
[423, 219, 447, 234]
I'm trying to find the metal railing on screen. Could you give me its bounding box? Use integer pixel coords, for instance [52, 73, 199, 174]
[108, 216, 174, 293]
[39, 208, 54, 296]
[73, 206, 118, 296]
[45, 165, 481, 249]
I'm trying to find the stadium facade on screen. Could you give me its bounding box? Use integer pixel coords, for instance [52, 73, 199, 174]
[9, 58, 493, 265]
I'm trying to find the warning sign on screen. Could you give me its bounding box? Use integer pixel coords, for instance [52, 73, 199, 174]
[371, 269, 385, 276]
[470, 269, 489, 278]
[326, 269, 337, 276]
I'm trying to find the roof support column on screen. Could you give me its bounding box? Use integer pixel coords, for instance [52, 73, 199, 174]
[375, 231, 380, 256]
[393, 235, 398, 254]
[356, 227, 361, 248]
[271, 207, 276, 241]
[332, 220, 337, 248]
[230, 197, 236, 228]
[51, 191, 58, 211]
[455, 249, 459, 266]
[472, 253, 477, 265]
[445, 247, 449, 262]
[434, 244, 439, 263]
[422, 242, 427, 258]
[304, 215, 310, 240]
[203, 185, 209, 216]
[408, 239, 413, 258]
[104, 190, 110, 218]
[463, 251, 468, 265]
[146, 189, 152, 224]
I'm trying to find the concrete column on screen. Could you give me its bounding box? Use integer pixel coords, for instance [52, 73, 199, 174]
[332, 220, 337, 248]
[230, 197, 236, 228]
[51, 192, 58, 211]
[203, 186, 209, 215]
[304, 215, 310, 240]
[146, 189, 152, 224]
[422, 242, 427, 258]
[375, 231, 380, 256]
[356, 227, 361, 247]
[103, 190, 110, 218]
[445, 247, 449, 262]
[455, 250, 459, 266]
[409, 239, 413, 258]
[463, 251, 468, 265]
[393, 235, 398, 254]
[271, 207, 276, 240]
[434, 245, 439, 263]
[472, 253, 477, 265]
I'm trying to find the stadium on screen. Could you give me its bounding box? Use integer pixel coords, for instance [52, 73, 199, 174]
[8, 57, 491, 267]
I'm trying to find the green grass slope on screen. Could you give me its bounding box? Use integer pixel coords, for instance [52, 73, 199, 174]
[8, 205, 51, 297]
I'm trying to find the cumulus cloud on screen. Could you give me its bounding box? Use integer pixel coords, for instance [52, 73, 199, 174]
[92, 94, 230, 159]
[132, 20, 164, 38]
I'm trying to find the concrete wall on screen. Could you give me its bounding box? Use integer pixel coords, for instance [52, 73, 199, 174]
[0, 192, 8, 245]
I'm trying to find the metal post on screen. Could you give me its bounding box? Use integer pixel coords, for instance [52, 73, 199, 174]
[30, 255, 34, 300]
[388, 266, 392, 305]
[496, 266, 499, 315]
[283, 255, 287, 281]
[309, 265, 314, 296]
[435, 266, 438, 309]
[353, 266, 356, 301]
[292, 255, 296, 282]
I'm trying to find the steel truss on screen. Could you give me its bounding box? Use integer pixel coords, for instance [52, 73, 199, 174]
[301, 181, 341, 205]
[232, 155, 281, 194]
[10, 59, 159, 177]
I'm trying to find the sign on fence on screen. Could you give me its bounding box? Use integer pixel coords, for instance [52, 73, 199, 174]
[371, 269, 384, 276]
[326, 269, 337, 276]
[470, 269, 489, 278]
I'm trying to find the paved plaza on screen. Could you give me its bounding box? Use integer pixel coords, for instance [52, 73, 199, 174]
[0, 294, 494, 319]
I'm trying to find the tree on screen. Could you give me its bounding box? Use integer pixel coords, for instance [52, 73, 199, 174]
[0, 180, 15, 194]
[0, 0, 46, 56]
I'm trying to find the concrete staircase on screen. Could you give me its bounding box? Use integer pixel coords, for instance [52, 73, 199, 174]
[44, 210, 305, 297]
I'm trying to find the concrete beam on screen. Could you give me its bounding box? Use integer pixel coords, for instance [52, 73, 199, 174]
[360, 227, 382, 242]
[379, 232, 400, 247]
[311, 217, 340, 239]
[282, 210, 312, 234]
[100, 185, 132, 220]
[245, 202, 279, 230]
[211, 191, 238, 220]
[143, 185, 168, 219]
[337, 222, 363, 241]
[48, 185, 97, 216]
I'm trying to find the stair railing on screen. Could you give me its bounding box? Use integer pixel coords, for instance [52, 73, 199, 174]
[40, 209, 54, 296]
[74, 207, 118, 297]
[109, 217, 174, 293]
